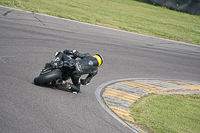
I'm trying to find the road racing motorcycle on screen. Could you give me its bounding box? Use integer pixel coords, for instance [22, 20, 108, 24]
[34, 57, 75, 86]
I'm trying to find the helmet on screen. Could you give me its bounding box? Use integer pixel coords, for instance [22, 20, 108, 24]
[93, 54, 103, 67]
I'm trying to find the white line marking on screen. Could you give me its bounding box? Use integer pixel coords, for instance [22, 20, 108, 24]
[0, 56, 15, 63]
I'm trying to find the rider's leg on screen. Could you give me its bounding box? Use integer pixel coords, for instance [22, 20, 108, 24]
[59, 75, 80, 93]
[70, 75, 81, 93]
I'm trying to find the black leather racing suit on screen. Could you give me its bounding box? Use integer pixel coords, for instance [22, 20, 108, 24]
[55, 49, 98, 92]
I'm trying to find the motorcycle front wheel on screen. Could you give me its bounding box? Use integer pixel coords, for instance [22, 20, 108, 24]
[34, 69, 62, 85]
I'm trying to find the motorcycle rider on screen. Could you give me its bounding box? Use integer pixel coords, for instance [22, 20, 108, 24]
[49, 49, 103, 94]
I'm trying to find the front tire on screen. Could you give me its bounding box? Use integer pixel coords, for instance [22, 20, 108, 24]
[34, 69, 62, 85]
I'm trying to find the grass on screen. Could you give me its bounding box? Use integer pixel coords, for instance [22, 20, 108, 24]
[0, 0, 200, 45]
[130, 94, 200, 133]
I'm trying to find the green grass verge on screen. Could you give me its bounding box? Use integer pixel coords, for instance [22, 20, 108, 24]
[0, 0, 200, 45]
[130, 94, 200, 133]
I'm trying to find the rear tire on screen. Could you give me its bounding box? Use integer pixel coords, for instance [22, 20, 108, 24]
[34, 69, 62, 85]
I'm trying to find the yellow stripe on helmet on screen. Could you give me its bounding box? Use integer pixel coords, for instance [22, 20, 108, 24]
[93, 55, 102, 67]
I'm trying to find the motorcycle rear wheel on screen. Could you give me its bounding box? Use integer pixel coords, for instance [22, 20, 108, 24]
[34, 69, 62, 85]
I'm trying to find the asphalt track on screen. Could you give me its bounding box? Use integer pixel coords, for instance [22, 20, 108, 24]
[0, 6, 200, 133]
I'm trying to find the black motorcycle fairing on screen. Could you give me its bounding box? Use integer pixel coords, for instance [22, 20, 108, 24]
[34, 69, 62, 85]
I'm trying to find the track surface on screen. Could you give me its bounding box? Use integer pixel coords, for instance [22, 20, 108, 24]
[0, 6, 200, 133]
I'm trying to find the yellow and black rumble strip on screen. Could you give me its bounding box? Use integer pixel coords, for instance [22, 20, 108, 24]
[102, 80, 200, 122]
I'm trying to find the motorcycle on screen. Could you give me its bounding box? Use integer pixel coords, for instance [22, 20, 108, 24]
[34, 56, 75, 86]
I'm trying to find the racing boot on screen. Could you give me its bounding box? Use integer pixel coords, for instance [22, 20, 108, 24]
[61, 81, 79, 94]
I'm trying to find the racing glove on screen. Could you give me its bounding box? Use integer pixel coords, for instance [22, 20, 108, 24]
[63, 49, 78, 56]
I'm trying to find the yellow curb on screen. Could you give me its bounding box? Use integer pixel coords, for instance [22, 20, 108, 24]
[108, 105, 134, 122]
[103, 88, 140, 102]
[164, 81, 200, 90]
[119, 80, 165, 92]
